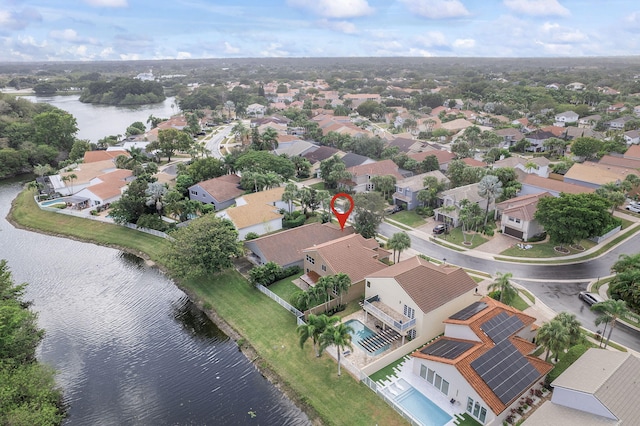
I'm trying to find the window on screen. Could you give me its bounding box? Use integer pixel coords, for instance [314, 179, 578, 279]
[408, 329, 416, 340]
[306, 255, 315, 265]
[403, 305, 415, 319]
[479, 408, 486, 422]
[441, 380, 449, 396]
[467, 398, 473, 413]
[473, 402, 480, 417]
[427, 369, 434, 384]
[435, 374, 442, 389]
[467, 397, 488, 424]
[508, 216, 521, 224]
[367, 281, 371, 288]
[321, 264, 326, 271]
[420, 365, 427, 379]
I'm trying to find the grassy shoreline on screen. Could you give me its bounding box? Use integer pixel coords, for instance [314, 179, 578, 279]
[9, 189, 407, 426]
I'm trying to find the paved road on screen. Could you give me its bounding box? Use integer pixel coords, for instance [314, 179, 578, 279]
[379, 221, 638, 280]
[378, 221, 640, 352]
[204, 123, 234, 158]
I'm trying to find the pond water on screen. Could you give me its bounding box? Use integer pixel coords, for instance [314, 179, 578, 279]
[0, 180, 309, 425]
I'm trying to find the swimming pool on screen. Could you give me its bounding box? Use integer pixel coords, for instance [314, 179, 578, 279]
[344, 319, 390, 356]
[385, 379, 452, 426]
[40, 198, 67, 207]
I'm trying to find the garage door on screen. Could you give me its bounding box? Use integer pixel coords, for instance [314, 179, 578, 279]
[504, 227, 524, 239]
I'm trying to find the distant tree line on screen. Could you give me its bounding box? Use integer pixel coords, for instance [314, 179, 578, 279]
[79, 77, 165, 106]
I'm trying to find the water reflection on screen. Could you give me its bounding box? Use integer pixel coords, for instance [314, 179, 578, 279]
[172, 297, 229, 341]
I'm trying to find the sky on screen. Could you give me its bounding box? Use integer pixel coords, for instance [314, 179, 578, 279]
[1, 0, 639, 62]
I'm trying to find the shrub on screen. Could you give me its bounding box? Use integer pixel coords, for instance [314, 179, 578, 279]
[282, 211, 306, 229]
[249, 262, 302, 287]
[245, 232, 260, 240]
[415, 206, 434, 217]
[527, 232, 547, 243]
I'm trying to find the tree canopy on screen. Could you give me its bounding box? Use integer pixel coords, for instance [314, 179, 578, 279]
[79, 77, 165, 105]
[162, 214, 242, 279]
[535, 193, 615, 249]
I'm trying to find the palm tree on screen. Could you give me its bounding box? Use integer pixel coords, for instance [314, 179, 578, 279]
[145, 182, 168, 215]
[290, 290, 314, 312]
[555, 312, 583, 346]
[536, 319, 570, 362]
[332, 273, 351, 305]
[282, 183, 299, 213]
[315, 276, 334, 308]
[33, 163, 53, 178]
[319, 321, 354, 376]
[61, 173, 77, 194]
[478, 174, 503, 227]
[611, 253, 640, 274]
[487, 272, 517, 305]
[524, 161, 539, 174]
[387, 232, 411, 263]
[261, 127, 279, 151]
[594, 311, 613, 348]
[591, 299, 631, 349]
[297, 314, 338, 357]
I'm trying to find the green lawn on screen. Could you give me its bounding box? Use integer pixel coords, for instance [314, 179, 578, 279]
[435, 228, 488, 249]
[499, 238, 596, 258]
[182, 270, 407, 426]
[310, 182, 326, 190]
[268, 273, 302, 302]
[388, 210, 426, 228]
[510, 293, 530, 311]
[368, 355, 411, 384]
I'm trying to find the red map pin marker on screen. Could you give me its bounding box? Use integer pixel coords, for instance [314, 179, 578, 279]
[330, 193, 354, 230]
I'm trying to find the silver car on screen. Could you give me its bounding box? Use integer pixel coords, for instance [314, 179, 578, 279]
[579, 291, 604, 306]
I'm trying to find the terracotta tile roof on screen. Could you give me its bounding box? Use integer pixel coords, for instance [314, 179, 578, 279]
[598, 155, 640, 170]
[408, 150, 455, 164]
[84, 169, 133, 200]
[367, 256, 477, 313]
[83, 150, 128, 163]
[462, 158, 487, 167]
[414, 297, 552, 415]
[192, 174, 244, 203]
[303, 233, 387, 283]
[347, 159, 404, 180]
[564, 161, 637, 186]
[440, 118, 474, 131]
[541, 125, 567, 137]
[244, 223, 353, 266]
[624, 144, 640, 160]
[521, 174, 595, 194]
[60, 159, 120, 185]
[496, 192, 552, 221]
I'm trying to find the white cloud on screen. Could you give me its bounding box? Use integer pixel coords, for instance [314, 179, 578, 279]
[541, 22, 587, 43]
[224, 42, 240, 54]
[453, 38, 476, 49]
[84, 0, 128, 7]
[319, 19, 357, 34]
[259, 43, 289, 57]
[287, 0, 374, 19]
[176, 51, 191, 59]
[407, 48, 433, 57]
[415, 31, 448, 48]
[503, 0, 570, 17]
[399, 0, 470, 19]
[99, 47, 114, 58]
[50, 29, 79, 42]
[119, 53, 140, 60]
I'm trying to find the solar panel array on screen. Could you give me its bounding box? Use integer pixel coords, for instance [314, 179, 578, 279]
[449, 301, 488, 321]
[481, 312, 524, 344]
[470, 340, 540, 405]
[421, 338, 474, 360]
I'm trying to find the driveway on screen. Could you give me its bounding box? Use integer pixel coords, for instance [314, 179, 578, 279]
[475, 233, 517, 254]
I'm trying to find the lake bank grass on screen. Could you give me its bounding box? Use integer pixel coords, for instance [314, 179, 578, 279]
[10, 188, 406, 426]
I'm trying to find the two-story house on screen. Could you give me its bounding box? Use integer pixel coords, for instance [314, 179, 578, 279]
[554, 111, 579, 127]
[495, 192, 551, 241]
[344, 159, 406, 193]
[492, 157, 550, 178]
[411, 297, 552, 425]
[392, 170, 449, 210]
[434, 183, 493, 227]
[300, 233, 389, 307]
[363, 256, 478, 347]
[188, 174, 244, 211]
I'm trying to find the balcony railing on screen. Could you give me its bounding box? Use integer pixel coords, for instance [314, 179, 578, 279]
[363, 297, 416, 334]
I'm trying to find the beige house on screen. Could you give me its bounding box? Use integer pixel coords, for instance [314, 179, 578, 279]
[434, 183, 493, 227]
[363, 256, 478, 345]
[495, 192, 551, 241]
[301, 233, 389, 306]
[216, 187, 286, 240]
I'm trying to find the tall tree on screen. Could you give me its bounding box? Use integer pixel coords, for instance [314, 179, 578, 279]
[387, 232, 411, 263]
[370, 175, 397, 200]
[261, 127, 279, 151]
[33, 109, 78, 151]
[555, 312, 583, 346]
[535, 193, 613, 250]
[145, 181, 168, 215]
[282, 183, 299, 213]
[147, 128, 192, 162]
[163, 214, 242, 279]
[477, 174, 503, 226]
[487, 272, 517, 305]
[353, 192, 386, 239]
[458, 199, 484, 244]
[591, 299, 631, 349]
[319, 322, 354, 376]
[332, 273, 351, 305]
[595, 182, 626, 214]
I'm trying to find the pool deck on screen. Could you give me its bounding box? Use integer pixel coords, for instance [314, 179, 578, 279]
[340, 310, 406, 370]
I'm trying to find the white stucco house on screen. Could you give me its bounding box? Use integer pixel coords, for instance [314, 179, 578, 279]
[216, 187, 286, 240]
[411, 297, 552, 425]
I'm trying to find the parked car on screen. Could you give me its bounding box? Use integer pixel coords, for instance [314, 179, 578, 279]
[578, 291, 604, 306]
[626, 204, 640, 213]
[385, 205, 402, 214]
[433, 224, 448, 234]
